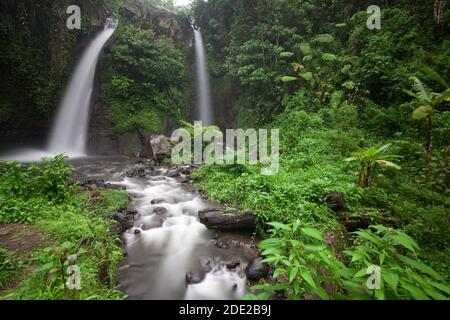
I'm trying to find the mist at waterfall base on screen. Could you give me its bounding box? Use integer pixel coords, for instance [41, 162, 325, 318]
[193, 28, 214, 126]
[0, 20, 116, 162]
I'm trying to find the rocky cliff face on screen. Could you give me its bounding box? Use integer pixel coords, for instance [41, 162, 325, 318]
[87, 0, 191, 156]
[0, 0, 110, 149]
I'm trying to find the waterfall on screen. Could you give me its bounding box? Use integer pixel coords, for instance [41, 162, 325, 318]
[48, 19, 117, 156]
[193, 27, 214, 126]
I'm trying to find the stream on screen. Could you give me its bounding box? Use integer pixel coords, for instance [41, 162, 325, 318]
[71, 157, 259, 300]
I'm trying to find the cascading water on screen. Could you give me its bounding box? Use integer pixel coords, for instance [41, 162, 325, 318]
[193, 27, 214, 125]
[69, 159, 258, 300]
[48, 19, 117, 156]
[0, 19, 117, 162]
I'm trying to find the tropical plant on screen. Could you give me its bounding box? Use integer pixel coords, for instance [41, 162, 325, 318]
[345, 144, 401, 187]
[244, 221, 350, 300]
[404, 75, 450, 181]
[244, 222, 450, 300]
[345, 225, 450, 300]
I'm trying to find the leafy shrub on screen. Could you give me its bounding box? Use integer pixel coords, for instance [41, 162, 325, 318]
[0, 247, 22, 288]
[248, 223, 450, 300]
[0, 154, 73, 202]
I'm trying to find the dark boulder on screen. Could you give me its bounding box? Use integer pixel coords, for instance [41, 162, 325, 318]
[245, 257, 269, 281]
[121, 166, 153, 178]
[226, 258, 240, 270]
[151, 198, 166, 205]
[104, 183, 127, 191]
[153, 207, 168, 215]
[140, 135, 173, 162]
[168, 170, 180, 178]
[325, 192, 346, 212]
[198, 208, 256, 231]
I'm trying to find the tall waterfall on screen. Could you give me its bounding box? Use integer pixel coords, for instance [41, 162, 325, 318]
[48, 19, 117, 156]
[193, 27, 214, 125]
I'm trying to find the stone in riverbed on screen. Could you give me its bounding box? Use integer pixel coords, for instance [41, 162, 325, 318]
[245, 257, 269, 281]
[198, 208, 255, 231]
[151, 197, 176, 204]
[151, 198, 165, 204]
[140, 135, 173, 162]
[200, 257, 214, 272]
[226, 258, 240, 270]
[104, 183, 126, 190]
[121, 166, 153, 178]
[186, 270, 205, 284]
[153, 207, 168, 215]
[168, 170, 180, 178]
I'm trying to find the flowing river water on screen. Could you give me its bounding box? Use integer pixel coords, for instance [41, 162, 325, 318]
[71, 157, 259, 300]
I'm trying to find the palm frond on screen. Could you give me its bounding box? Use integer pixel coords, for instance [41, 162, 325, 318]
[403, 89, 425, 104]
[421, 66, 449, 89]
[376, 143, 392, 155]
[432, 88, 450, 105]
[410, 76, 431, 103]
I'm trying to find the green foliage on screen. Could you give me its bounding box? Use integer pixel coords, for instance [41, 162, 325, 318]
[344, 225, 450, 300]
[0, 155, 128, 300]
[0, 154, 74, 223]
[245, 223, 449, 300]
[0, 247, 22, 289]
[101, 23, 189, 134]
[345, 144, 401, 187]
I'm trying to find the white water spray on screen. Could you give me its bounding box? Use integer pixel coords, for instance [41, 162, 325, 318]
[48, 19, 117, 156]
[193, 27, 214, 125]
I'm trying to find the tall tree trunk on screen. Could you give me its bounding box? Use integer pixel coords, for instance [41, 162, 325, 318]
[425, 115, 433, 182]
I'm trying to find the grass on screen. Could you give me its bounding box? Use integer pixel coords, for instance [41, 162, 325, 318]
[0, 157, 130, 299]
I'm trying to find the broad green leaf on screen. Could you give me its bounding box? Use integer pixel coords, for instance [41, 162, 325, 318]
[273, 268, 285, 279]
[281, 76, 297, 83]
[280, 51, 295, 58]
[261, 247, 285, 256]
[398, 255, 442, 280]
[301, 227, 323, 241]
[376, 160, 401, 169]
[423, 287, 447, 300]
[430, 281, 450, 295]
[382, 271, 399, 293]
[313, 286, 330, 300]
[322, 53, 337, 61]
[400, 281, 430, 300]
[354, 268, 368, 278]
[299, 43, 311, 55]
[299, 72, 313, 81]
[300, 271, 316, 289]
[354, 230, 381, 245]
[342, 81, 356, 89]
[391, 233, 419, 252]
[258, 238, 283, 249]
[267, 222, 291, 231]
[315, 34, 334, 43]
[289, 267, 299, 282]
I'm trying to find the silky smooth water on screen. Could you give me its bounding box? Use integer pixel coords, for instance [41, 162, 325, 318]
[48, 20, 117, 156]
[0, 21, 116, 162]
[70, 158, 257, 300]
[193, 27, 214, 125]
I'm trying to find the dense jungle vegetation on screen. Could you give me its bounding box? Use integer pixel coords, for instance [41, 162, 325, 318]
[190, 0, 450, 299]
[0, 0, 449, 301]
